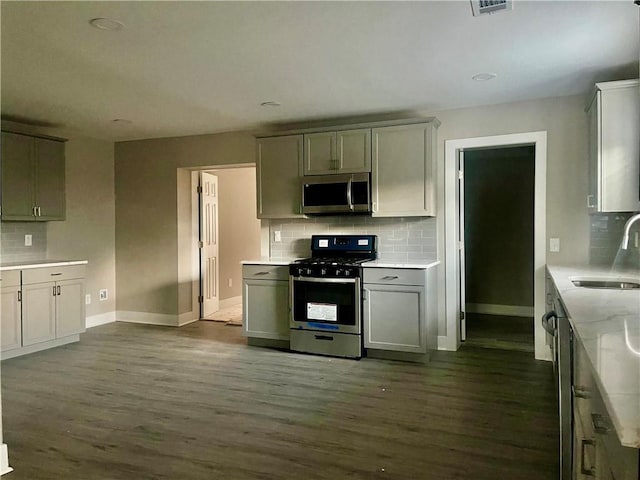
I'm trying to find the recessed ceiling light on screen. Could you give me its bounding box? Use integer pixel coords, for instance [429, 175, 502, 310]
[112, 118, 132, 125]
[89, 17, 124, 31]
[260, 101, 281, 107]
[472, 72, 498, 81]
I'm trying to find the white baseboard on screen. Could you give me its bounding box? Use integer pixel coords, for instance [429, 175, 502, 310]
[0, 444, 12, 475]
[86, 311, 116, 329]
[219, 296, 242, 309]
[466, 303, 534, 317]
[116, 311, 178, 327]
[1, 335, 79, 361]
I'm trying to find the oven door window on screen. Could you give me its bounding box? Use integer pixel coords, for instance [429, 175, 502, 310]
[292, 280, 357, 326]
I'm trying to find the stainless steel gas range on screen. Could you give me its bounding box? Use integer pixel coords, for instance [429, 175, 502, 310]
[289, 234, 377, 359]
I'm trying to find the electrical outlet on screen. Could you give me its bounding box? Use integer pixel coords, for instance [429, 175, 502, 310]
[274, 230, 281, 243]
[228, 278, 232, 288]
[24, 234, 32, 246]
[85, 294, 91, 305]
[99, 289, 108, 301]
[549, 238, 560, 253]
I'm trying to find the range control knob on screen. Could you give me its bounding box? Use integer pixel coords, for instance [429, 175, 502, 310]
[335, 269, 343, 276]
[321, 268, 327, 276]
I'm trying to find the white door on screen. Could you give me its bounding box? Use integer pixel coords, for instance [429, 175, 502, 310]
[458, 152, 466, 341]
[200, 172, 219, 318]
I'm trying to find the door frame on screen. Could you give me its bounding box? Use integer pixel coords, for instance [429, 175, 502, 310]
[442, 131, 549, 361]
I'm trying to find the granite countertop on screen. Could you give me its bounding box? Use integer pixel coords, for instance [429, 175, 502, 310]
[242, 258, 439, 269]
[546, 264, 640, 448]
[0, 259, 88, 271]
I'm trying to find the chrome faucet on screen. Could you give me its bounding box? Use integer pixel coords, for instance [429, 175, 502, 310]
[621, 213, 640, 249]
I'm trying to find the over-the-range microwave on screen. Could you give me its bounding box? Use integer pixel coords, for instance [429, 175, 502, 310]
[301, 172, 371, 215]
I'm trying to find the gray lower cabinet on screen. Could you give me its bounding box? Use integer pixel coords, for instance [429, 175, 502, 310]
[0, 270, 22, 352]
[572, 335, 639, 480]
[3, 264, 86, 359]
[1, 130, 66, 221]
[242, 265, 289, 341]
[363, 268, 429, 354]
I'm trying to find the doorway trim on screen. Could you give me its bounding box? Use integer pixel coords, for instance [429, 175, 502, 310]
[442, 131, 549, 360]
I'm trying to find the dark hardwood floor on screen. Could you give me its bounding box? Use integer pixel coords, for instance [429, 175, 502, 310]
[1, 321, 558, 479]
[464, 313, 535, 353]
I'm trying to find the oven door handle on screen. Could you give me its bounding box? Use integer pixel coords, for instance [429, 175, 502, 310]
[291, 276, 358, 284]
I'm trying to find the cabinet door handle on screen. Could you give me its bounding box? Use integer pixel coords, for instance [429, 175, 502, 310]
[38, 206, 42, 216]
[17, 291, 21, 302]
[314, 335, 334, 341]
[32, 206, 37, 217]
[572, 385, 591, 399]
[57, 286, 61, 296]
[382, 275, 399, 281]
[53, 286, 57, 296]
[591, 413, 611, 434]
[254, 271, 270, 276]
[51, 273, 63, 276]
[586, 195, 595, 208]
[580, 439, 596, 476]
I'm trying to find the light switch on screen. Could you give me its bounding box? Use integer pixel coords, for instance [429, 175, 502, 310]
[24, 234, 32, 246]
[274, 230, 281, 243]
[549, 238, 560, 253]
[85, 294, 91, 305]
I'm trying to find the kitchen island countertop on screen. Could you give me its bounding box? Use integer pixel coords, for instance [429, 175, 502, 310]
[547, 263, 640, 448]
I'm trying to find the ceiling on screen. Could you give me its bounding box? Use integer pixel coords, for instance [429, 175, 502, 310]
[1, 1, 638, 141]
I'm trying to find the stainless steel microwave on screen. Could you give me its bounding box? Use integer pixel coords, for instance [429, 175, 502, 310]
[301, 173, 371, 215]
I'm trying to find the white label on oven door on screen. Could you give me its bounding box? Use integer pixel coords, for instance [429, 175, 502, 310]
[307, 303, 337, 322]
[358, 239, 369, 246]
[318, 239, 329, 248]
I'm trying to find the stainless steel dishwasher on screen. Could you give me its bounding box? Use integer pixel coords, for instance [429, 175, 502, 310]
[542, 291, 572, 480]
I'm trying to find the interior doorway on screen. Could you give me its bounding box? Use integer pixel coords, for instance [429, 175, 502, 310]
[460, 146, 535, 352]
[443, 131, 548, 360]
[193, 165, 262, 323]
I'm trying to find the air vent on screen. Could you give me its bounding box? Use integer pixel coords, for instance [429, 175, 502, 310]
[471, 0, 512, 16]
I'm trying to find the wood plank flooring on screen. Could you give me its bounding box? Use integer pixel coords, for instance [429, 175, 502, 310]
[1, 321, 558, 479]
[465, 313, 535, 353]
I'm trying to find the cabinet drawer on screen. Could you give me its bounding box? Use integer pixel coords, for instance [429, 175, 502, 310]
[22, 265, 86, 284]
[242, 264, 289, 281]
[0, 270, 21, 287]
[363, 268, 425, 286]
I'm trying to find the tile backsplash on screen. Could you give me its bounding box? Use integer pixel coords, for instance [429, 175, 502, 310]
[590, 213, 640, 269]
[0, 222, 47, 263]
[269, 216, 437, 262]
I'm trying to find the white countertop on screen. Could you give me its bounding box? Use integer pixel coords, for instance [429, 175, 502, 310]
[0, 260, 88, 271]
[547, 264, 640, 448]
[242, 259, 439, 269]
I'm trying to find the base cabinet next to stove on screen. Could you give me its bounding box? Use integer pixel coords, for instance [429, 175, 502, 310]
[363, 267, 437, 358]
[242, 265, 290, 344]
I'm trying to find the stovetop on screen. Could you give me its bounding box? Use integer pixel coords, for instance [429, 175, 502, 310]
[290, 234, 377, 278]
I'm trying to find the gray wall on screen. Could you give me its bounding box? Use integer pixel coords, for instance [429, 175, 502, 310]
[115, 131, 255, 317]
[464, 146, 535, 308]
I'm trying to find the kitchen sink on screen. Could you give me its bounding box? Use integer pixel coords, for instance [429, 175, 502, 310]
[571, 278, 640, 290]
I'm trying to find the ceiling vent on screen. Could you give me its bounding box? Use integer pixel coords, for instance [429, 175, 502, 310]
[471, 0, 512, 16]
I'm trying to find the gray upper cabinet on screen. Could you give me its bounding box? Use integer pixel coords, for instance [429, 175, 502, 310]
[587, 80, 640, 213]
[303, 129, 371, 175]
[371, 121, 438, 217]
[1, 131, 66, 221]
[256, 135, 304, 219]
